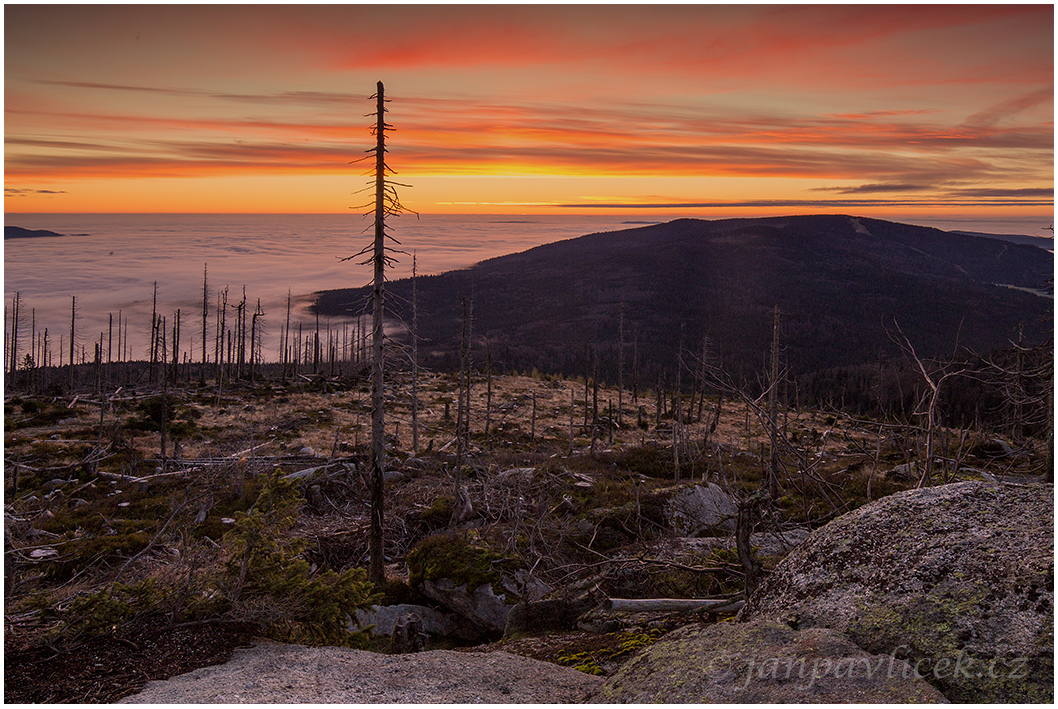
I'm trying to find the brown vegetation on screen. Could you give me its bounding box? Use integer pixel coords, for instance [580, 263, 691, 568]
[4, 364, 1049, 702]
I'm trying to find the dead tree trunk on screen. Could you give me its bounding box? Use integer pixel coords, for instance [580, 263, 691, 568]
[532, 393, 538, 441]
[569, 388, 575, 454]
[237, 288, 247, 379]
[618, 303, 625, 427]
[767, 305, 781, 500]
[201, 263, 209, 367]
[891, 323, 967, 489]
[173, 309, 181, 385]
[368, 81, 388, 585]
[159, 316, 168, 461]
[411, 254, 420, 454]
[590, 347, 600, 457]
[8, 291, 20, 381]
[604, 597, 744, 613]
[69, 296, 76, 390]
[736, 490, 766, 600]
[282, 290, 292, 381]
[484, 338, 493, 438]
[149, 283, 157, 383]
[452, 296, 472, 526]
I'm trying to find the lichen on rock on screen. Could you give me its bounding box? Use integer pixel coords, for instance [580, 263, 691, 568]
[740, 481, 1053, 703]
[588, 620, 948, 703]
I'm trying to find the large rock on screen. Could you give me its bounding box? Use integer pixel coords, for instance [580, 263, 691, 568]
[600, 529, 810, 601]
[419, 578, 512, 635]
[663, 483, 738, 535]
[407, 531, 549, 637]
[589, 620, 947, 703]
[353, 603, 464, 639]
[121, 642, 601, 703]
[741, 482, 1053, 703]
[644, 527, 811, 561]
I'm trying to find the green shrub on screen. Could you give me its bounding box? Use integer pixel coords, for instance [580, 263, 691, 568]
[63, 579, 161, 638]
[407, 530, 520, 593]
[46, 533, 154, 582]
[222, 471, 379, 646]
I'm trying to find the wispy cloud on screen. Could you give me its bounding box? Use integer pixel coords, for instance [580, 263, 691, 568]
[816, 183, 937, 194]
[7, 90, 1050, 186]
[4, 5, 1051, 212]
[951, 187, 1054, 199]
[34, 80, 370, 107]
[5, 188, 67, 195]
[553, 197, 1056, 210]
[963, 88, 1055, 129]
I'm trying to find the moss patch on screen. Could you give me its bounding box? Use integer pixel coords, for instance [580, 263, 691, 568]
[556, 627, 668, 676]
[407, 531, 521, 593]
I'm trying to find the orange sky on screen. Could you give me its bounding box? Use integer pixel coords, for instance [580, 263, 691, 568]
[4, 4, 1053, 219]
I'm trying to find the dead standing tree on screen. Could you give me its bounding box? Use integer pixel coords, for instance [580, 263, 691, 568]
[452, 296, 473, 527]
[890, 321, 969, 488]
[766, 305, 782, 500]
[345, 81, 412, 585]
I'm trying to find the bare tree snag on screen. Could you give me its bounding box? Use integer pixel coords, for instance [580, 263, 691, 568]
[452, 296, 472, 526]
[411, 253, 420, 454]
[618, 303, 625, 427]
[484, 337, 492, 437]
[368, 81, 388, 584]
[201, 263, 209, 366]
[345, 80, 413, 582]
[604, 597, 744, 613]
[69, 296, 76, 389]
[737, 490, 767, 600]
[891, 321, 968, 488]
[569, 387, 575, 454]
[767, 304, 781, 500]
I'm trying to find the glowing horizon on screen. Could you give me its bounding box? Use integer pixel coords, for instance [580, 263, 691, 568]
[5, 5, 1053, 219]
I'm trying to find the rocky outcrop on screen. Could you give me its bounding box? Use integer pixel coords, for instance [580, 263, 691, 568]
[353, 603, 465, 640]
[589, 620, 948, 702]
[599, 528, 810, 601]
[741, 482, 1053, 703]
[121, 642, 602, 703]
[663, 483, 738, 535]
[642, 528, 811, 562]
[406, 531, 549, 637]
[418, 578, 512, 635]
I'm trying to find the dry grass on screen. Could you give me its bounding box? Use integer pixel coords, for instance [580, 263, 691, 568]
[5, 367, 1043, 656]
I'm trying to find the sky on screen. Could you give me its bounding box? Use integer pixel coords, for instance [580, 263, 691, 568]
[4, 4, 1054, 220]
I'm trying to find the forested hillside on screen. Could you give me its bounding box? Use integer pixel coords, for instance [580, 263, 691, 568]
[315, 215, 1052, 391]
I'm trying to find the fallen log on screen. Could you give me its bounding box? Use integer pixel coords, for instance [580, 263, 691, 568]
[603, 597, 745, 613]
[227, 442, 270, 459]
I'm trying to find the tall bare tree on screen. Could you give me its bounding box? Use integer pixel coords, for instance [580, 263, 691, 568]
[201, 263, 209, 365]
[411, 253, 420, 453]
[344, 81, 412, 585]
[149, 282, 157, 383]
[368, 83, 388, 585]
[452, 296, 472, 526]
[69, 296, 76, 389]
[7, 291, 21, 380]
[766, 305, 782, 500]
[618, 303, 625, 427]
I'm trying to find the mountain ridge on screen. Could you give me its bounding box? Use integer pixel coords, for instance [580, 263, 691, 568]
[314, 214, 1052, 384]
